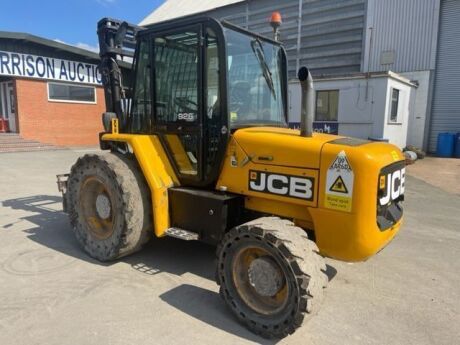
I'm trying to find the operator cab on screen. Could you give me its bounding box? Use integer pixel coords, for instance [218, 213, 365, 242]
[128, 18, 288, 187]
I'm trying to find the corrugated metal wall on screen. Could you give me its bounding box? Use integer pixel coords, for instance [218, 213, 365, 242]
[203, 0, 366, 78]
[365, 0, 439, 73]
[428, 0, 460, 152]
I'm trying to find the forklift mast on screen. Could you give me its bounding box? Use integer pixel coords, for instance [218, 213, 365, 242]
[97, 18, 144, 129]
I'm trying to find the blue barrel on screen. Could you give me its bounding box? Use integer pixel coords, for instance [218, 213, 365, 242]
[436, 133, 455, 157]
[454, 133, 460, 158]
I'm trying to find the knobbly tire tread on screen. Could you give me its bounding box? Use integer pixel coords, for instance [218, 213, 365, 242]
[216, 217, 328, 339]
[67, 152, 151, 261]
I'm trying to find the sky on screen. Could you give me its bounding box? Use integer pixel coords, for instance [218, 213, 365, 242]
[0, 0, 165, 52]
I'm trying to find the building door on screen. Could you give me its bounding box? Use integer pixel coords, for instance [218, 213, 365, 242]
[428, 0, 460, 152]
[0, 81, 17, 132]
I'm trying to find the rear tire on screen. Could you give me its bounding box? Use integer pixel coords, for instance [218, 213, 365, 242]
[216, 217, 327, 339]
[67, 152, 151, 261]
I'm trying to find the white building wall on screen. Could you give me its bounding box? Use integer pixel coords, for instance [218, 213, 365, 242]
[288, 74, 414, 148]
[315, 78, 378, 140]
[399, 71, 431, 149]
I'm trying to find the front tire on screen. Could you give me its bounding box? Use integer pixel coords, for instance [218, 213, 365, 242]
[67, 153, 151, 261]
[216, 217, 327, 339]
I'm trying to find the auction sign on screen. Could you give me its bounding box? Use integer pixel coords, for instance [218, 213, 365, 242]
[0, 50, 102, 85]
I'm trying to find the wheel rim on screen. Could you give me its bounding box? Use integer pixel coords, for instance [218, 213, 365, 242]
[232, 245, 289, 315]
[79, 176, 115, 240]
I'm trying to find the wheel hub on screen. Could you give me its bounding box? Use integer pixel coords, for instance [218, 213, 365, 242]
[95, 194, 111, 220]
[79, 176, 115, 240]
[248, 256, 283, 297]
[232, 246, 289, 315]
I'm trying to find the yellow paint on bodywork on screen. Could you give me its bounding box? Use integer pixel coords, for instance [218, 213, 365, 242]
[101, 133, 179, 237]
[218, 127, 405, 262]
[102, 124, 404, 262]
[217, 135, 318, 207]
[312, 141, 404, 261]
[164, 134, 196, 175]
[232, 126, 340, 168]
[111, 118, 119, 134]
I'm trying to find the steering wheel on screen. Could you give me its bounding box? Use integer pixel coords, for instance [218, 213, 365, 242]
[174, 97, 198, 113]
[229, 81, 251, 112]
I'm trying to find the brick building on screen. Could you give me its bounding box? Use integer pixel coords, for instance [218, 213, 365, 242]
[0, 31, 105, 146]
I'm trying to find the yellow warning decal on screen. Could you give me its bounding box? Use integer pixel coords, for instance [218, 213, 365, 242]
[329, 175, 348, 194]
[325, 151, 354, 212]
[325, 194, 352, 212]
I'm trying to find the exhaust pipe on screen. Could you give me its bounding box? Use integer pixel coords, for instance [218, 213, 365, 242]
[298, 66, 315, 137]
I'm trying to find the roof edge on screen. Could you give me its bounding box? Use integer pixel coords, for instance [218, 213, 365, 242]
[0, 31, 100, 61]
[289, 70, 418, 87]
[139, 0, 246, 26]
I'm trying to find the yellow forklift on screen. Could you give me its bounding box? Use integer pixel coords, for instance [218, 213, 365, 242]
[57, 15, 405, 338]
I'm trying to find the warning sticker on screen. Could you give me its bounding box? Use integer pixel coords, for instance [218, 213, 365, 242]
[325, 151, 354, 212]
[329, 176, 348, 194]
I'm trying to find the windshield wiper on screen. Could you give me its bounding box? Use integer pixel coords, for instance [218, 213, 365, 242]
[250, 39, 276, 99]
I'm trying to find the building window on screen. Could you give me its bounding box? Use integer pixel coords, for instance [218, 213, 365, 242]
[315, 90, 339, 121]
[48, 82, 96, 103]
[389, 88, 400, 122]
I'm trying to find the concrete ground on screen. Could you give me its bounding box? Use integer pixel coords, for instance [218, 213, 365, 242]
[0, 149, 459, 345]
[406, 157, 460, 195]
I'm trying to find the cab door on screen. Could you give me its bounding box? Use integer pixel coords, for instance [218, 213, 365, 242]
[150, 22, 228, 187]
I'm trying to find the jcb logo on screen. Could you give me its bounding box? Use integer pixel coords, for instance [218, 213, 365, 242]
[379, 168, 405, 205]
[248, 170, 314, 200]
